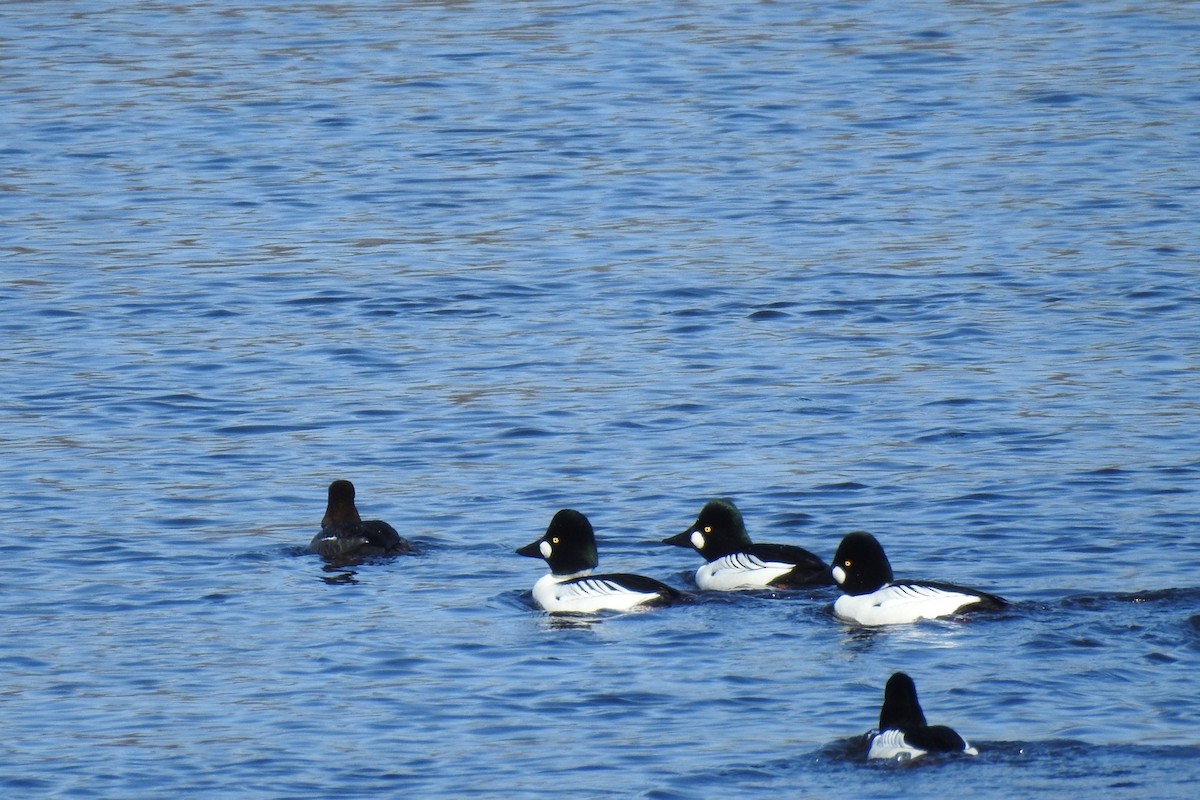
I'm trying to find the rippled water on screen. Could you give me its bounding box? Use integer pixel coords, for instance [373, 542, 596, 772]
[2, 1, 1198, 797]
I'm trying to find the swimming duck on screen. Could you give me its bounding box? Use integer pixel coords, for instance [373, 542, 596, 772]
[663, 498, 832, 590]
[309, 479, 411, 560]
[831, 531, 1005, 625]
[518, 509, 682, 613]
[867, 672, 978, 760]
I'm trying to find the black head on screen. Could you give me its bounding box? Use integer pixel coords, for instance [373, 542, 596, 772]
[662, 498, 752, 559]
[830, 531, 893, 595]
[879, 672, 927, 731]
[516, 509, 599, 576]
[322, 479, 361, 527]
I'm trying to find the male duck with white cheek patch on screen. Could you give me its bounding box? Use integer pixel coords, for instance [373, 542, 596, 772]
[663, 498, 832, 591]
[518, 509, 683, 614]
[830, 531, 1006, 626]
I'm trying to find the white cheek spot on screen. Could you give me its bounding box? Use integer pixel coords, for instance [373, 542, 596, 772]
[539, 540, 552, 559]
[831, 566, 845, 585]
[690, 531, 706, 550]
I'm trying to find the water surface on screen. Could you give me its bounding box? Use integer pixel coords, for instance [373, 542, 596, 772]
[2, 1, 1198, 797]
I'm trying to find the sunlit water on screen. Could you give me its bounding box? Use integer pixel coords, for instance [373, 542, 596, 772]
[2, 1, 1198, 797]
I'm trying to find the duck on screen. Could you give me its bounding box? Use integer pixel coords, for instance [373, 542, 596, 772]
[308, 479, 411, 560]
[831, 531, 1005, 625]
[867, 672, 978, 760]
[517, 509, 682, 614]
[663, 498, 832, 590]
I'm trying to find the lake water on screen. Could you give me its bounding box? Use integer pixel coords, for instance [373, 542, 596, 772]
[2, 0, 1199, 797]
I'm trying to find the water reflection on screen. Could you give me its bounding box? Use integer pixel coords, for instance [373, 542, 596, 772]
[836, 617, 980, 655]
[320, 567, 360, 585]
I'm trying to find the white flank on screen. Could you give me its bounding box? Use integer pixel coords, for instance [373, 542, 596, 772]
[867, 729, 925, 761]
[696, 553, 794, 591]
[834, 583, 980, 626]
[866, 729, 978, 759]
[531, 573, 659, 614]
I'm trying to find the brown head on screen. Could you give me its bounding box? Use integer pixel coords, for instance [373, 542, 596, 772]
[322, 479, 362, 528]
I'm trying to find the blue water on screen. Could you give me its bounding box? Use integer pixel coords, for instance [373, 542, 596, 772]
[2, 0, 1199, 796]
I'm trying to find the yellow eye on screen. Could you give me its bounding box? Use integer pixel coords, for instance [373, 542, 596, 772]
[704, 526, 712, 534]
[844, 560, 852, 567]
[552, 537, 559, 544]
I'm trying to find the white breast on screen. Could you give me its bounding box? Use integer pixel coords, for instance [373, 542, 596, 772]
[833, 583, 980, 626]
[531, 573, 660, 614]
[696, 553, 794, 591]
